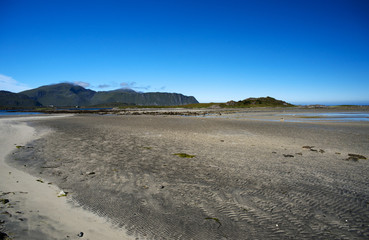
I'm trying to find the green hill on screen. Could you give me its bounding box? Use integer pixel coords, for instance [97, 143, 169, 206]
[21, 83, 95, 107]
[225, 96, 294, 107]
[19, 83, 198, 107]
[0, 91, 42, 109]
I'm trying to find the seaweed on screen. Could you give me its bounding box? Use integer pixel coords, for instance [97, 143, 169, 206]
[0, 199, 9, 204]
[346, 154, 367, 161]
[302, 146, 314, 149]
[173, 153, 195, 158]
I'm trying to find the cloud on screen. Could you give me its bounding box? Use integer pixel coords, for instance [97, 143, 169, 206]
[73, 81, 90, 88]
[120, 81, 151, 91]
[120, 81, 137, 89]
[98, 84, 110, 89]
[0, 74, 30, 93]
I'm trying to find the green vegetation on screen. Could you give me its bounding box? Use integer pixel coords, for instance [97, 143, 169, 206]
[19, 83, 198, 107]
[225, 96, 294, 108]
[0, 90, 42, 109]
[173, 153, 196, 158]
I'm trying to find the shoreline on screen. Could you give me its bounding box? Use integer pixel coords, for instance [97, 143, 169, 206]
[0, 116, 133, 240]
[2, 105, 369, 117]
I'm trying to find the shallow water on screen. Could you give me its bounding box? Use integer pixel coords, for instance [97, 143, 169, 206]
[279, 112, 369, 122]
[0, 110, 42, 116]
[204, 111, 369, 122]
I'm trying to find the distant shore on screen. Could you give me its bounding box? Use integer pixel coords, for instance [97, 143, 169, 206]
[1, 111, 369, 239]
[2, 105, 369, 117]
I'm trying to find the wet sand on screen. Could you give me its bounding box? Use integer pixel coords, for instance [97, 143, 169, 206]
[1, 111, 369, 239]
[0, 116, 133, 240]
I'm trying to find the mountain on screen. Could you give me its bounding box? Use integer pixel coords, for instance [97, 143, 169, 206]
[225, 97, 293, 107]
[0, 91, 42, 109]
[20, 83, 95, 107]
[91, 90, 198, 106]
[18, 83, 198, 107]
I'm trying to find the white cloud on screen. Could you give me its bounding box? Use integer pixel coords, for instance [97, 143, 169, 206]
[98, 84, 110, 88]
[120, 81, 151, 91]
[73, 81, 90, 88]
[0, 74, 30, 93]
[120, 81, 136, 88]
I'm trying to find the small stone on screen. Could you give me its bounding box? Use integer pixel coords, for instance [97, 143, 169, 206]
[77, 232, 84, 237]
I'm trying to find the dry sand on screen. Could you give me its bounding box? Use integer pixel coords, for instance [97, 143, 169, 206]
[1, 111, 369, 239]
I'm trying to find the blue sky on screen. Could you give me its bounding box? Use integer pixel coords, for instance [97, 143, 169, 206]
[1, 0, 368, 104]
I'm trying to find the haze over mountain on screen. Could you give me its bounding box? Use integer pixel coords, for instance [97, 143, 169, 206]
[0, 83, 198, 108]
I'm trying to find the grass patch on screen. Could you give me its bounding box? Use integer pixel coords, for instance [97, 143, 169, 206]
[173, 153, 195, 158]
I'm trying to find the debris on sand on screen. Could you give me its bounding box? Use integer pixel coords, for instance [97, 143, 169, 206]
[205, 217, 222, 228]
[302, 146, 314, 149]
[173, 153, 195, 158]
[283, 154, 294, 158]
[345, 154, 367, 162]
[57, 191, 68, 197]
[77, 232, 84, 237]
[0, 199, 9, 204]
[0, 231, 11, 240]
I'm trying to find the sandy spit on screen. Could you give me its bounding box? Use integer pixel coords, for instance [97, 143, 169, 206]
[0, 116, 134, 240]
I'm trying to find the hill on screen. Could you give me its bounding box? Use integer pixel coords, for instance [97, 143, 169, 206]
[21, 83, 95, 107]
[225, 96, 294, 107]
[0, 91, 42, 109]
[18, 83, 198, 107]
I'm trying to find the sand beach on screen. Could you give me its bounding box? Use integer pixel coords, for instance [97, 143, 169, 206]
[1, 109, 369, 239]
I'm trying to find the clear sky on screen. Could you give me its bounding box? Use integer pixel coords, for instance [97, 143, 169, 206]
[1, 0, 368, 104]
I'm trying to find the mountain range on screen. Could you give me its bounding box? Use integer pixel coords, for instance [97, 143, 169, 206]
[0, 83, 198, 109]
